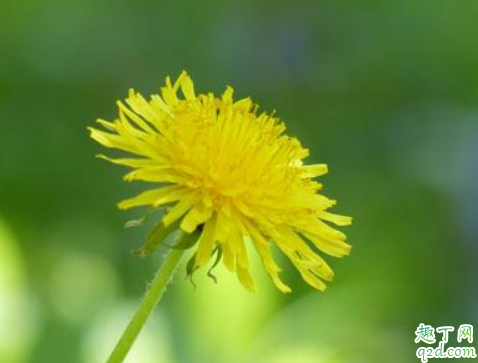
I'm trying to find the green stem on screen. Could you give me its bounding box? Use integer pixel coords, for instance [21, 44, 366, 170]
[106, 247, 184, 363]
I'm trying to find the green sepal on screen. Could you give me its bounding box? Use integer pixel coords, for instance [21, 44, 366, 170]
[186, 253, 199, 288]
[207, 247, 222, 284]
[134, 219, 179, 258]
[172, 229, 201, 250]
[186, 245, 223, 287]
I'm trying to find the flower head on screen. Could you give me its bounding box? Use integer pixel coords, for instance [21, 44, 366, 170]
[89, 71, 351, 293]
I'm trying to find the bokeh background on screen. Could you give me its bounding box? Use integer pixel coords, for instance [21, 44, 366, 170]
[1, 1, 477, 362]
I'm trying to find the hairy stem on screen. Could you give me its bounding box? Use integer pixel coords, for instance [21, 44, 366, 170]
[106, 247, 184, 363]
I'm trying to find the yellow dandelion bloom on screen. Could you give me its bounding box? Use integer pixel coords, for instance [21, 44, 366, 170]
[89, 71, 351, 293]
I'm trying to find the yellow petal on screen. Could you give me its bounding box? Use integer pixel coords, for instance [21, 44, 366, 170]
[96, 154, 157, 169]
[179, 71, 195, 100]
[220, 240, 236, 272]
[162, 197, 195, 227]
[117, 99, 156, 134]
[118, 186, 186, 210]
[88, 127, 138, 154]
[300, 164, 328, 178]
[195, 215, 218, 267]
[180, 204, 213, 233]
[248, 227, 291, 293]
[230, 227, 256, 292]
[303, 232, 352, 257]
[123, 167, 178, 183]
[320, 212, 353, 226]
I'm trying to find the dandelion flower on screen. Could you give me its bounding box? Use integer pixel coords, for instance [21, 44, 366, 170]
[89, 71, 351, 293]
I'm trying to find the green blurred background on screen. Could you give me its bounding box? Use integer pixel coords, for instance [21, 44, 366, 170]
[1, 1, 477, 362]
